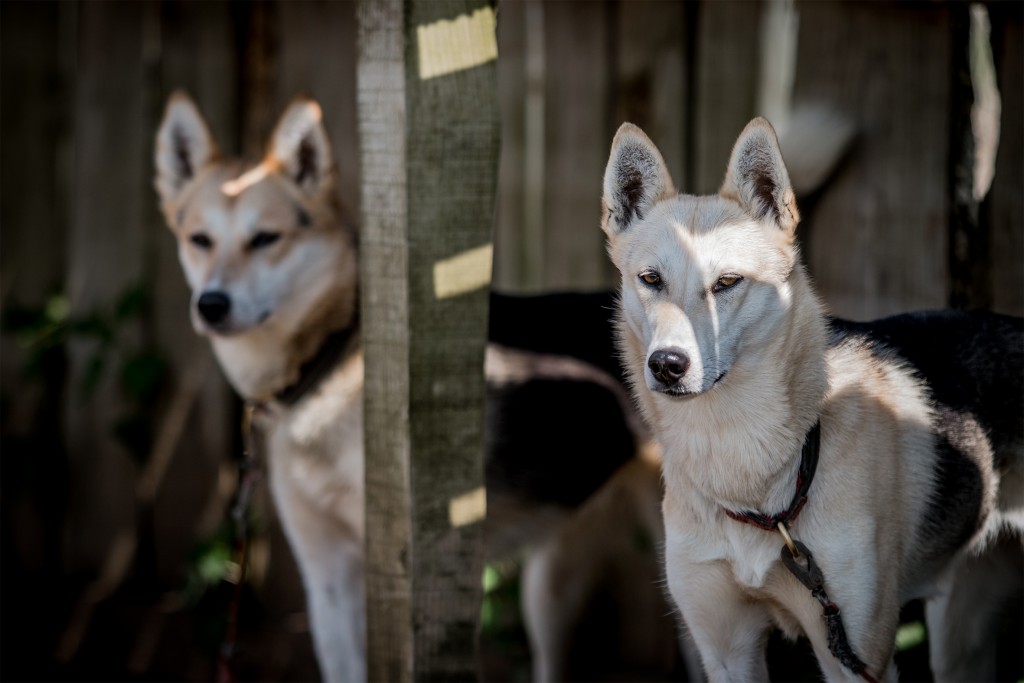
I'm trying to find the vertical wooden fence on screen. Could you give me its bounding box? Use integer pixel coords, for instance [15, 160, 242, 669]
[0, 1, 1020, 680]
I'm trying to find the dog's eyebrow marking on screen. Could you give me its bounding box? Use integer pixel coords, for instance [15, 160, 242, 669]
[222, 163, 270, 197]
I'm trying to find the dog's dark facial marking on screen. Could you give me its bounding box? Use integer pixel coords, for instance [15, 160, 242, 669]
[297, 205, 312, 228]
[295, 135, 317, 186]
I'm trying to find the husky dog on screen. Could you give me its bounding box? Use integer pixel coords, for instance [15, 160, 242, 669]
[601, 117, 1023, 682]
[156, 92, 366, 682]
[155, 91, 686, 682]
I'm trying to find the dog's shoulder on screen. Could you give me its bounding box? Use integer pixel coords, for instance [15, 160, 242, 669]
[827, 311, 1023, 446]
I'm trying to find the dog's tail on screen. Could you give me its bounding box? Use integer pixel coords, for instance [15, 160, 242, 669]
[777, 103, 857, 197]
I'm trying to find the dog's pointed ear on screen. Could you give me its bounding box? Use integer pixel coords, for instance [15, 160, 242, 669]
[155, 90, 219, 208]
[267, 96, 333, 195]
[720, 117, 800, 237]
[602, 123, 675, 236]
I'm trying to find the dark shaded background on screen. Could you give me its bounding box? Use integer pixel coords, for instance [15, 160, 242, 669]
[2, 1, 1022, 681]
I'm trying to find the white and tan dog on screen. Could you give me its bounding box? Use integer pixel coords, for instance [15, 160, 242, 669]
[156, 92, 366, 682]
[156, 91, 691, 682]
[602, 117, 1023, 681]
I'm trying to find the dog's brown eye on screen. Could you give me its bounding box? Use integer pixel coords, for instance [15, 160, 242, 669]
[249, 231, 281, 250]
[713, 274, 743, 293]
[639, 271, 662, 287]
[190, 233, 213, 250]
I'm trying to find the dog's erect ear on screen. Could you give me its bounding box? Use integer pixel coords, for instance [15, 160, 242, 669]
[720, 117, 799, 236]
[602, 123, 675, 236]
[155, 90, 218, 208]
[267, 97, 333, 195]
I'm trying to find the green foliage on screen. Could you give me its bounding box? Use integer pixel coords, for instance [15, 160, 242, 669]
[2, 282, 170, 464]
[895, 620, 927, 652]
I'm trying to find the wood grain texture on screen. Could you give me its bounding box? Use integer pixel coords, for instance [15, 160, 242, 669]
[988, 2, 1023, 317]
[793, 1, 951, 320]
[693, 0, 762, 195]
[357, 1, 414, 680]
[405, 0, 497, 678]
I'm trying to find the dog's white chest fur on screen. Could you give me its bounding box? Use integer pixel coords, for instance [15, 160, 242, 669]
[259, 351, 366, 534]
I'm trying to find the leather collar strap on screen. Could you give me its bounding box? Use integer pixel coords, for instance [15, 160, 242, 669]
[724, 420, 821, 530]
[274, 323, 358, 407]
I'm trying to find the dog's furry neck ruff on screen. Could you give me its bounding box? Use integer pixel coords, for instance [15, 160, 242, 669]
[647, 265, 830, 514]
[273, 319, 359, 406]
[723, 420, 820, 530]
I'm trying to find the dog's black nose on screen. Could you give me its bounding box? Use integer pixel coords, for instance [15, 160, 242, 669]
[648, 348, 690, 384]
[197, 291, 231, 325]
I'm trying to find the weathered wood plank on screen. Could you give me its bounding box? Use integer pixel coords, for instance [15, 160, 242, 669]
[692, 0, 762, 195]
[357, 0, 414, 679]
[63, 0, 146, 578]
[542, 1, 615, 292]
[404, 0, 497, 675]
[793, 1, 951, 320]
[150, 0, 237, 590]
[277, 0, 361, 221]
[493, 0, 527, 293]
[614, 0, 689, 190]
[988, 2, 1023, 317]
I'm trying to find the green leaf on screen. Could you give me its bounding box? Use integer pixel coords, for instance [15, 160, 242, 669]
[895, 621, 926, 652]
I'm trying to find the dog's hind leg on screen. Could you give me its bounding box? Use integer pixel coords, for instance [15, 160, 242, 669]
[521, 537, 586, 683]
[925, 535, 1023, 682]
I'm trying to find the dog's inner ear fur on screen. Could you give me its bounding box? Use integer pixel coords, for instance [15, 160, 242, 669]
[269, 99, 333, 195]
[155, 92, 218, 207]
[721, 118, 799, 236]
[603, 124, 674, 235]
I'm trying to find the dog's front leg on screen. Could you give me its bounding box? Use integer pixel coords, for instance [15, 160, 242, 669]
[665, 557, 771, 683]
[270, 460, 366, 683]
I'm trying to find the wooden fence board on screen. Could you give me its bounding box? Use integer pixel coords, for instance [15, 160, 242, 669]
[793, 1, 951, 320]
[614, 0, 690, 190]
[63, 0, 147, 578]
[277, 0, 361, 219]
[693, 0, 762, 195]
[357, 0, 414, 678]
[151, 0, 237, 590]
[493, 0, 528, 292]
[989, 3, 1023, 317]
[542, 1, 615, 292]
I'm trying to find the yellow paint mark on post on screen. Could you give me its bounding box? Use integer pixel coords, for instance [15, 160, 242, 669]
[449, 486, 487, 528]
[433, 243, 493, 299]
[417, 7, 498, 80]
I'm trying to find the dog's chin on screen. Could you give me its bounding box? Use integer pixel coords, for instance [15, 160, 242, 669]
[650, 371, 728, 400]
[192, 311, 273, 338]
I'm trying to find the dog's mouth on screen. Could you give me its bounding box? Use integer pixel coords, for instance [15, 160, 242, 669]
[654, 371, 728, 398]
[194, 309, 273, 337]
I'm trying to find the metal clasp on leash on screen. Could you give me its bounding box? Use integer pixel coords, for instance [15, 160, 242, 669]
[777, 521, 798, 557]
[775, 524, 878, 683]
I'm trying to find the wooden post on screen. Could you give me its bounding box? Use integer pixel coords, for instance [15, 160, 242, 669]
[358, 0, 499, 679]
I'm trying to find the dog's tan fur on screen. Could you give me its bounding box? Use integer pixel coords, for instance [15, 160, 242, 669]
[602, 118, 1023, 682]
[157, 92, 696, 683]
[157, 92, 366, 682]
